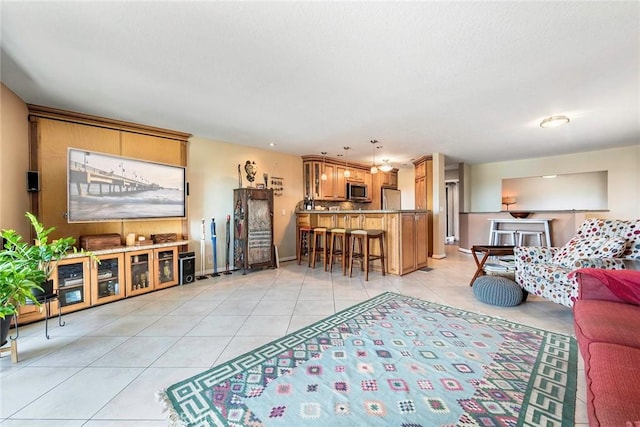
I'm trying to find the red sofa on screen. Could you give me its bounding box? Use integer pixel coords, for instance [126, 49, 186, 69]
[573, 268, 640, 426]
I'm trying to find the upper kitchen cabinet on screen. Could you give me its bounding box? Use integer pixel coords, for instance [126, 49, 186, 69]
[302, 155, 394, 203]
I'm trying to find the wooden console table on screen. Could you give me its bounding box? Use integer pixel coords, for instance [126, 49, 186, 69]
[488, 218, 553, 247]
[470, 245, 515, 286]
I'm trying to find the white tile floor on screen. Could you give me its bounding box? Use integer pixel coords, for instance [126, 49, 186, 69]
[0, 245, 587, 426]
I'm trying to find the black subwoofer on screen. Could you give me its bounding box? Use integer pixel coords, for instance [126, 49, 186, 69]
[178, 251, 196, 285]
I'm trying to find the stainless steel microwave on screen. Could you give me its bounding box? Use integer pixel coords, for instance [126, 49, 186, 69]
[347, 183, 368, 201]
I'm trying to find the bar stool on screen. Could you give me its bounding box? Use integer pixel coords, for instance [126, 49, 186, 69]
[297, 226, 313, 266]
[310, 227, 328, 269]
[328, 228, 349, 274]
[518, 230, 544, 246]
[490, 230, 517, 246]
[349, 229, 386, 281]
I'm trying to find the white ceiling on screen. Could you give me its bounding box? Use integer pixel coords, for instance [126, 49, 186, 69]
[2, 1, 638, 168]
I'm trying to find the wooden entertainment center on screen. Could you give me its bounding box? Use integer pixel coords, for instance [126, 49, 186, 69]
[17, 106, 191, 325]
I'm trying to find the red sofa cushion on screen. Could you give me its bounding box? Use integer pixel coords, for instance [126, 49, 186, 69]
[586, 343, 640, 426]
[574, 299, 640, 361]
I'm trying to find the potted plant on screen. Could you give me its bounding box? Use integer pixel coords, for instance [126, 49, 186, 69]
[0, 212, 83, 346]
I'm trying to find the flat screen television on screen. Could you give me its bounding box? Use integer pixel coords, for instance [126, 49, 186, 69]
[67, 148, 186, 222]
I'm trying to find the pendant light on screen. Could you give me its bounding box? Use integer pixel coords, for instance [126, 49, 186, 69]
[343, 146, 351, 178]
[320, 151, 328, 181]
[380, 159, 393, 173]
[370, 140, 378, 174]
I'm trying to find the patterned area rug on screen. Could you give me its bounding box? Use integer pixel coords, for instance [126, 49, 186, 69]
[158, 292, 577, 426]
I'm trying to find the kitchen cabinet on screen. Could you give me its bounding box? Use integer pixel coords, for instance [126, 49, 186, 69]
[91, 253, 125, 305]
[400, 212, 429, 275]
[295, 210, 428, 276]
[234, 188, 275, 273]
[414, 156, 434, 256]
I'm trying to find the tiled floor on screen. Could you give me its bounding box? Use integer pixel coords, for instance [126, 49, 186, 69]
[1, 245, 587, 426]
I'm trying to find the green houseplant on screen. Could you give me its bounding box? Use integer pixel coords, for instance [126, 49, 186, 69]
[1, 212, 82, 345]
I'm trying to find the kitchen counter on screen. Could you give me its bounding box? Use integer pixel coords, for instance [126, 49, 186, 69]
[296, 209, 428, 214]
[296, 210, 430, 275]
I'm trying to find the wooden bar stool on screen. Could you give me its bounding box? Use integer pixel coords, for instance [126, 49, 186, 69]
[297, 226, 313, 266]
[517, 230, 544, 246]
[349, 229, 386, 281]
[328, 228, 350, 274]
[310, 227, 328, 269]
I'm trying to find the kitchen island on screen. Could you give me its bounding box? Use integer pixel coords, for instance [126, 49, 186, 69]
[296, 209, 429, 275]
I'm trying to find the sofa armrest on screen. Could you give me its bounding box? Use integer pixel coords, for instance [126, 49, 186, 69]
[514, 246, 557, 264]
[573, 268, 640, 304]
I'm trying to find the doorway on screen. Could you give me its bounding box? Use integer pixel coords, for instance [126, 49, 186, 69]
[445, 181, 459, 243]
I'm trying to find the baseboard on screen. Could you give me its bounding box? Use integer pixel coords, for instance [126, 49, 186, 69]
[432, 253, 447, 259]
[458, 248, 472, 254]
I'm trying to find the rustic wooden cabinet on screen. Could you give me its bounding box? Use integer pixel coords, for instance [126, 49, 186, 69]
[234, 188, 275, 273]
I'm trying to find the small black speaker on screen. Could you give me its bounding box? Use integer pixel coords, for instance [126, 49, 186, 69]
[26, 171, 40, 192]
[179, 251, 196, 285]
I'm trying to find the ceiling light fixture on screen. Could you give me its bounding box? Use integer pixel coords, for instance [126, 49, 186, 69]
[343, 146, 351, 178]
[540, 115, 570, 128]
[379, 159, 393, 173]
[369, 140, 379, 174]
[320, 151, 328, 181]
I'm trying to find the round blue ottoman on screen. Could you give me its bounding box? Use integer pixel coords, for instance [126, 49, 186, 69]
[473, 275, 523, 306]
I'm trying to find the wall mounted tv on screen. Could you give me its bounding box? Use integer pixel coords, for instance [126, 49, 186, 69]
[67, 148, 186, 223]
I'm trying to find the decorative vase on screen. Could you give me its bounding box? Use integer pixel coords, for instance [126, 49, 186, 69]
[31, 279, 54, 299]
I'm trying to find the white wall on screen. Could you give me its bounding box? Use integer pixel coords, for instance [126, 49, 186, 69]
[188, 137, 302, 272]
[470, 145, 640, 219]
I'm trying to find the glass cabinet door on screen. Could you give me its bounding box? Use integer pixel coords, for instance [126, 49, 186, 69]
[125, 250, 154, 296]
[91, 253, 125, 305]
[56, 258, 91, 313]
[154, 247, 178, 289]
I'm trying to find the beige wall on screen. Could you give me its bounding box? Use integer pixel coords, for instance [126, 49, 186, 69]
[469, 145, 640, 219]
[188, 137, 302, 271]
[0, 83, 30, 236]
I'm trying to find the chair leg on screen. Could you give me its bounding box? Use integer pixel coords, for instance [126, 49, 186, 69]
[379, 235, 386, 276]
[364, 236, 370, 281]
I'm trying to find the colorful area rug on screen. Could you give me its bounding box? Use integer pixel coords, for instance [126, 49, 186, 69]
[158, 292, 577, 426]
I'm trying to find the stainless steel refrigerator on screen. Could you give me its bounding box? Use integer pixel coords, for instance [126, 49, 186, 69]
[382, 188, 401, 210]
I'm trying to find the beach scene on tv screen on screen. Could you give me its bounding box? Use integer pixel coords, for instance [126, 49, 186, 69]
[68, 149, 186, 222]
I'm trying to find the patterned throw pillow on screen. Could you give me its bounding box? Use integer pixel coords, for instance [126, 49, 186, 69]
[551, 236, 627, 268]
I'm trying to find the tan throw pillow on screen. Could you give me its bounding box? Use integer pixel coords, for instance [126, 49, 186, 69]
[551, 236, 627, 268]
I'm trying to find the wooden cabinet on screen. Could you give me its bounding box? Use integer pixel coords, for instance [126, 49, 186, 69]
[16, 256, 91, 323]
[125, 249, 154, 296]
[379, 171, 397, 189]
[414, 156, 433, 256]
[303, 156, 377, 201]
[154, 246, 178, 290]
[15, 242, 186, 325]
[400, 212, 429, 275]
[91, 253, 125, 305]
[234, 188, 275, 273]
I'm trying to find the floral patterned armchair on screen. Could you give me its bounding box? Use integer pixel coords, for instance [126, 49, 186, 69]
[514, 219, 640, 307]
